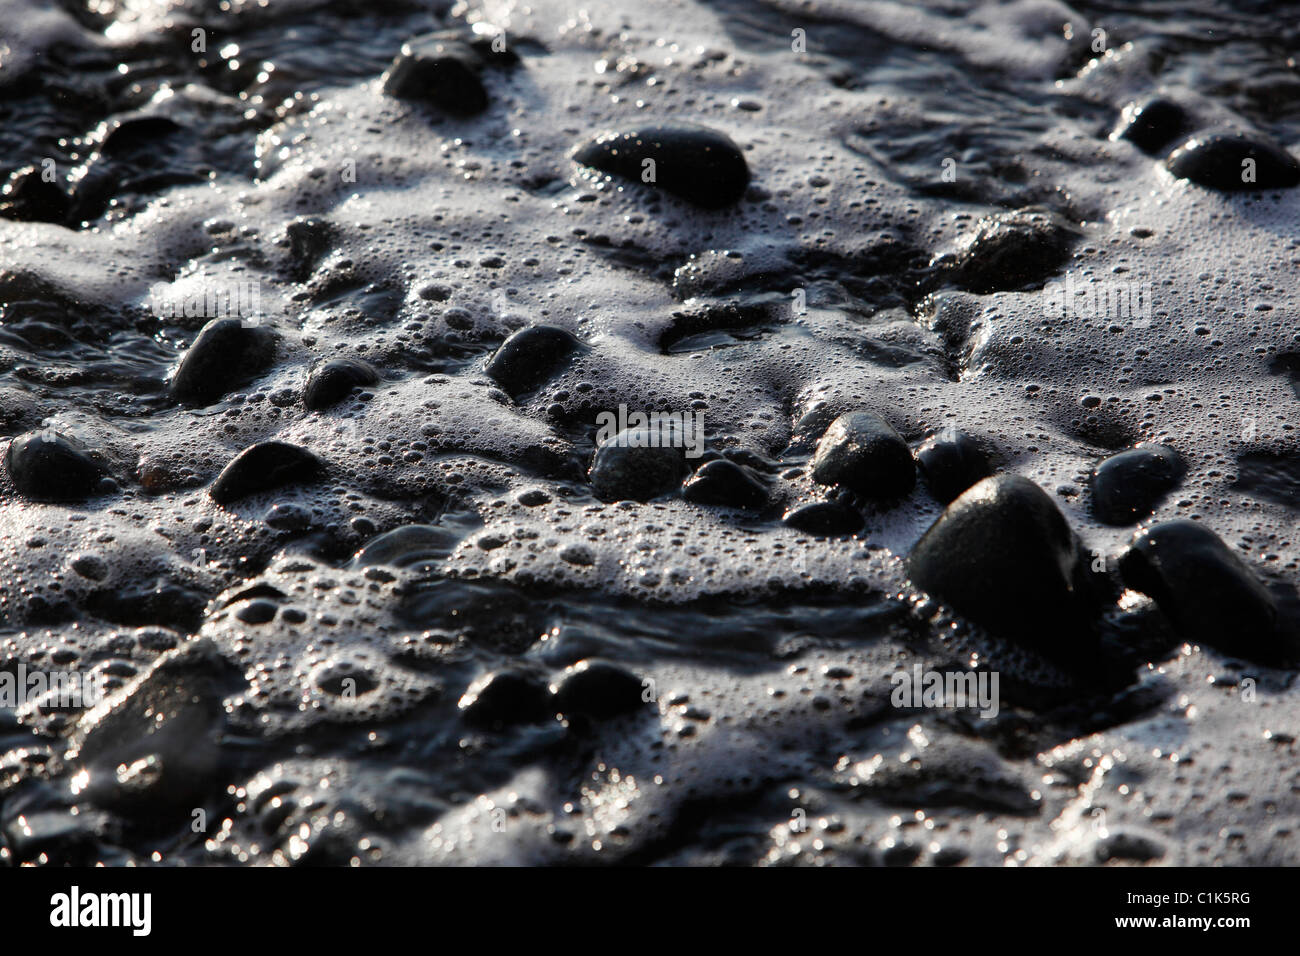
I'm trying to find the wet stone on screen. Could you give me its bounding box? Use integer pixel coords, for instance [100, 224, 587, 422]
[0, 165, 70, 223]
[573, 123, 751, 208]
[85, 581, 207, 632]
[550, 660, 646, 720]
[284, 216, 335, 281]
[1113, 97, 1189, 154]
[915, 428, 992, 504]
[169, 318, 277, 407]
[782, 500, 864, 536]
[459, 670, 554, 729]
[1091, 444, 1184, 525]
[589, 430, 687, 502]
[1166, 130, 1300, 190]
[264, 501, 313, 531]
[907, 474, 1100, 654]
[5, 431, 108, 502]
[210, 441, 323, 505]
[485, 325, 585, 398]
[234, 600, 279, 625]
[68, 638, 245, 814]
[681, 459, 768, 509]
[352, 523, 463, 570]
[786, 402, 841, 453]
[1118, 519, 1284, 663]
[466, 34, 522, 67]
[70, 554, 109, 581]
[811, 411, 915, 500]
[303, 357, 379, 410]
[936, 206, 1081, 294]
[99, 115, 185, 158]
[383, 33, 489, 116]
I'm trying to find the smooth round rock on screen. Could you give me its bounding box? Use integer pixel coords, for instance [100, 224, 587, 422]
[485, 325, 584, 398]
[681, 459, 767, 509]
[915, 428, 992, 504]
[782, 500, 864, 536]
[550, 660, 646, 720]
[234, 599, 278, 625]
[1166, 130, 1300, 190]
[1119, 519, 1282, 662]
[907, 474, 1097, 649]
[169, 318, 276, 407]
[787, 402, 840, 452]
[100, 115, 185, 158]
[352, 524, 462, 570]
[1112, 97, 1188, 154]
[811, 411, 915, 499]
[303, 357, 379, 410]
[1091, 444, 1184, 525]
[210, 441, 323, 504]
[382, 34, 488, 115]
[264, 502, 312, 531]
[459, 670, 554, 729]
[574, 124, 750, 208]
[5, 431, 108, 502]
[589, 430, 686, 502]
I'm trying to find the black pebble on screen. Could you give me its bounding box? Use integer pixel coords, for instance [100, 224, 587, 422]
[284, 216, 335, 281]
[589, 431, 686, 502]
[915, 428, 991, 504]
[459, 670, 554, 729]
[908, 474, 1100, 654]
[1091, 444, 1184, 525]
[210, 441, 323, 504]
[1119, 520, 1284, 663]
[782, 500, 864, 536]
[70, 638, 244, 814]
[265, 502, 312, 531]
[383, 33, 489, 116]
[681, 459, 768, 509]
[100, 115, 185, 158]
[1166, 130, 1300, 190]
[485, 325, 584, 398]
[86, 581, 207, 632]
[303, 357, 379, 410]
[551, 660, 646, 720]
[466, 35, 521, 67]
[786, 402, 839, 453]
[1113, 97, 1188, 154]
[169, 318, 276, 407]
[234, 600, 278, 625]
[5, 430, 107, 502]
[573, 123, 750, 208]
[811, 411, 915, 499]
[938, 206, 1081, 294]
[0, 165, 70, 223]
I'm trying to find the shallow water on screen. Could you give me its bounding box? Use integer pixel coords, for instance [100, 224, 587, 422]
[0, 0, 1297, 865]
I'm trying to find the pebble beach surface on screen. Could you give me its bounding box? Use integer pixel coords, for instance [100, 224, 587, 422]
[0, 0, 1298, 866]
